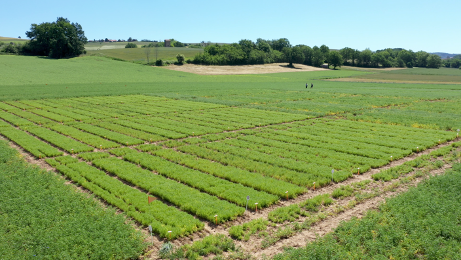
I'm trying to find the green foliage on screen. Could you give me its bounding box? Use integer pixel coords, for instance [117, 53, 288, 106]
[125, 42, 137, 48]
[176, 53, 185, 64]
[427, 54, 442, 68]
[164, 234, 235, 260]
[331, 185, 354, 199]
[0, 140, 146, 259]
[25, 17, 87, 58]
[229, 218, 269, 240]
[299, 194, 333, 212]
[268, 204, 304, 223]
[328, 51, 343, 69]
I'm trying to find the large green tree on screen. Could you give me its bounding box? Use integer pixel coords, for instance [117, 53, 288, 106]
[427, 54, 442, 68]
[283, 46, 304, 67]
[25, 17, 87, 58]
[328, 51, 343, 69]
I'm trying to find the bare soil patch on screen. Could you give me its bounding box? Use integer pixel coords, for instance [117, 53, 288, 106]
[163, 63, 327, 75]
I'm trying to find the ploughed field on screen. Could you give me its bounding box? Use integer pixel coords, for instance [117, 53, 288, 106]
[0, 94, 456, 239]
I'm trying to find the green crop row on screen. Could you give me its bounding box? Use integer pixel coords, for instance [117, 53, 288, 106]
[141, 115, 222, 136]
[238, 134, 385, 169]
[177, 144, 326, 187]
[3, 100, 33, 110]
[127, 116, 214, 137]
[229, 218, 270, 241]
[0, 126, 63, 158]
[113, 148, 279, 209]
[324, 118, 456, 139]
[94, 121, 166, 142]
[22, 126, 93, 153]
[70, 122, 144, 145]
[31, 108, 74, 122]
[220, 138, 354, 179]
[9, 110, 56, 125]
[166, 113, 241, 131]
[372, 142, 461, 181]
[46, 124, 120, 149]
[0, 102, 20, 111]
[292, 123, 436, 151]
[50, 159, 203, 239]
[91, 157, 245, 223]
[0, 111, 34, 126]
[151, 148, 305, 198]
[201, 141, 345, 187]
[273, 128, 410, 159]
[176, 111, 253, 129]
[110, 119, 187, 139]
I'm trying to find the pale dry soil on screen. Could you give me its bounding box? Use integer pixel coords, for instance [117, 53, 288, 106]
[2, 133, 459, 260]
[164, 63, 327, 75]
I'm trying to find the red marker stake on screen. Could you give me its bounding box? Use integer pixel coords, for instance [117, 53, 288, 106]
[255, 203, 258, 212]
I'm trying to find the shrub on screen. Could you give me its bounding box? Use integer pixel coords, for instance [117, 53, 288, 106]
[125, 43, 137, 48]
[155, 59, 163, 66]
[176, 53, 185, 64]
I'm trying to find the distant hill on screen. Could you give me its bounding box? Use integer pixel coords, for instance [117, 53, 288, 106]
[431, 52, 460, 59]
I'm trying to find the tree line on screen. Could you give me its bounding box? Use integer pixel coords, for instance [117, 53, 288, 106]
[191, 38, 446, 69]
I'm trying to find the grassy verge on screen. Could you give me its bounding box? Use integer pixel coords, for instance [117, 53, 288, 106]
[0, 140, 146, 259]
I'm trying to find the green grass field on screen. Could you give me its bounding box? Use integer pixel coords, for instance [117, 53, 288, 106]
[0, 36, 28, 45]
[84, 41, 203, 62]
[1, 54, 461, 258]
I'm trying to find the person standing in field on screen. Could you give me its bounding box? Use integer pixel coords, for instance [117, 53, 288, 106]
[311, 83, 314, 88]
[306, 83, 308, 88]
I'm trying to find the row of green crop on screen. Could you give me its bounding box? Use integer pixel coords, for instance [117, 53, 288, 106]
[108, 118, 187, 139]
[93, 121, 167, 142]
[31, 108, 74, 122]
[69, 122, 144, 145]
[290, 122, 438, 150]
[9, 109, 56, 125]
[22, 126, 94, 153]
[48, 156, 203, 239]
[135, 116, 222, 136]
[150, 147, 305, 198]
[3, 100, 33, 110]
[293, 118, 454, 149]
[0, 111, 34, 126]
[109, 147, 279, 209]
[372, 142, 461, 181]
[0, 126, 63, 158]
[218, 138, 356, 177]
[90, 156, 245, 223]
[168, 112, 250, 131]
[0, 102, 20, 111]
[237, 134, 386, 169]
[46, 124, 120, 149]
[177, 144, 330, 187]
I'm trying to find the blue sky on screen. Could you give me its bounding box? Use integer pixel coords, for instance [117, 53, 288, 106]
[2, 0, 460, 53]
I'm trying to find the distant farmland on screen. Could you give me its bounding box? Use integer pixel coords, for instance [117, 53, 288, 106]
[84, 41, 203, 62]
